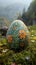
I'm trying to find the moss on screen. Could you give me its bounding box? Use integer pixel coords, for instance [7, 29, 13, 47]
[0, 25, 36, 65]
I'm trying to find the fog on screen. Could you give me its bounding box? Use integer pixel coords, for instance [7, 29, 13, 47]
[0, 0, 32, 8]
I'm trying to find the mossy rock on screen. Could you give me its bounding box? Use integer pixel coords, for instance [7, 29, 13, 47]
[6, 20, 30, 51]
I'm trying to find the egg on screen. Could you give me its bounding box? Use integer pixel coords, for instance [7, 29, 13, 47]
[6, 20, 30, 51]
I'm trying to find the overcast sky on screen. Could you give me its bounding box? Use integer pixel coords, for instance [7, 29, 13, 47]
[0, 0, 32, 7]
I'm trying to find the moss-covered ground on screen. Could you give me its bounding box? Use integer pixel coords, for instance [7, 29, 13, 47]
[0, 25, 36, 65]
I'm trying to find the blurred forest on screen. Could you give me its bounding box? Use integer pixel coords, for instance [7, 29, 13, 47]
[17, 0, 36, 26]
[0, 0, 36, 26]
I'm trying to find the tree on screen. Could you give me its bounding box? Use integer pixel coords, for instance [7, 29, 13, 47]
[17, 0, 36, 25]
[28, 0, 36, 19]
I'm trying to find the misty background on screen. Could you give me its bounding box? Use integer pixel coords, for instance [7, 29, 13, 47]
[0, 0, 32, 21]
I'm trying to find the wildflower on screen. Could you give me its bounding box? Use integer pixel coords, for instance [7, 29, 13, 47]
[32, 37, 36, 40]
[11, 63, 15, 65]
[31, 40, 35, 43]
[31, 30, 34, 32]
[2, 49, 8, 53]
[31, 35, 34, 37]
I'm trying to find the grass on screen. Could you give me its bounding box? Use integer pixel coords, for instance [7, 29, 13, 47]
[0, 25, 36, 65]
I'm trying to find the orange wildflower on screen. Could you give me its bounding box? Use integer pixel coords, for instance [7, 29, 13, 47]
[7, 35, 12, 43]
[18, 30, 26, 39]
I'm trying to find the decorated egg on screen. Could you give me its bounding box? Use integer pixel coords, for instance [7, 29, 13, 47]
[6, 20, 30, 50]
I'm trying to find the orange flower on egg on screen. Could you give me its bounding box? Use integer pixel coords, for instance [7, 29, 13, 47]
[7, 35, 12, 43]
[19, 43, 24, 47]
[18, 30, 26, 39]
